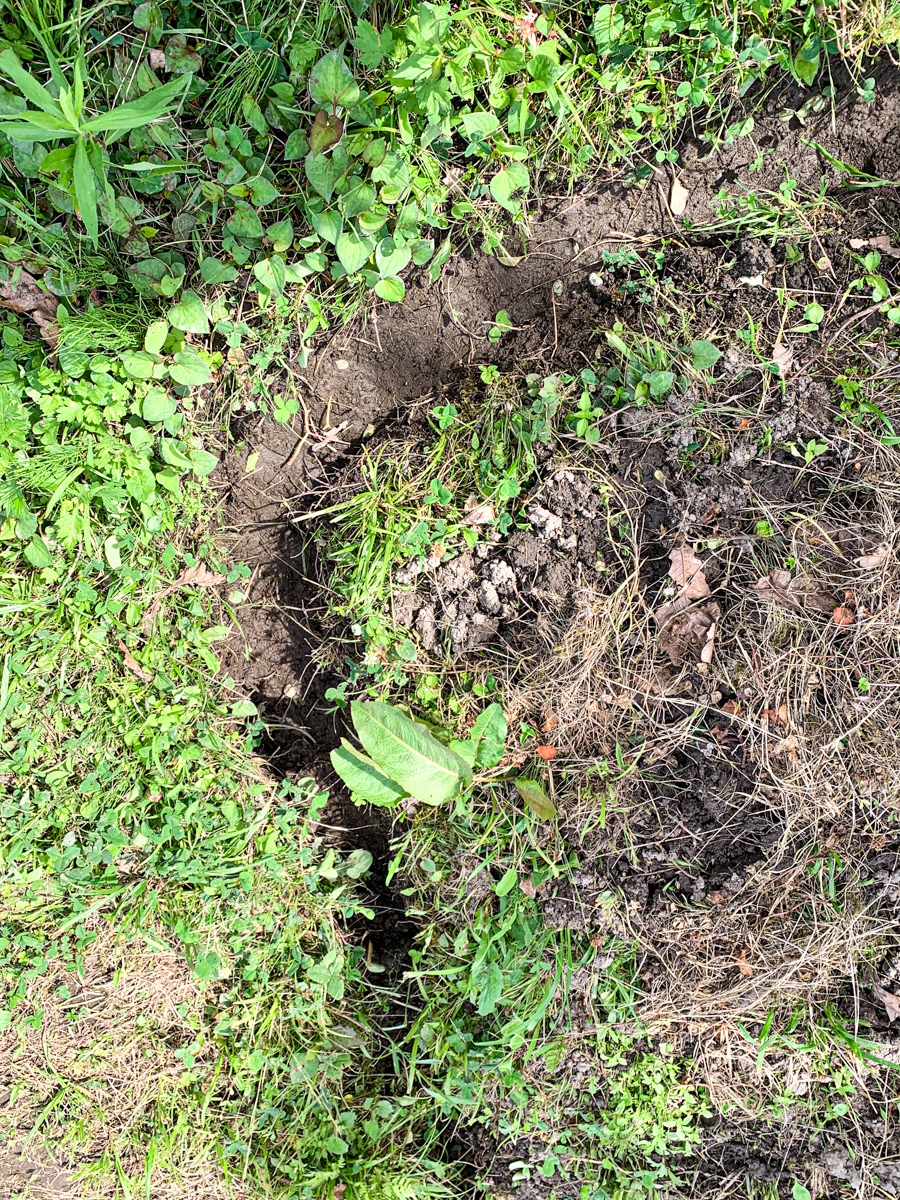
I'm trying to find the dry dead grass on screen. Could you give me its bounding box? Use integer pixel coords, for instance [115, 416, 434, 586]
[0, 919, 243, 1200]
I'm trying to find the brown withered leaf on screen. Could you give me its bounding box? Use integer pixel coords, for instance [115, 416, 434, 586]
[733, 948, 753, 977]
[832, 605, 855, 626]
[874, 983, 900, 1022]
[658, 602, 720, 667]
[669, 175, 689, 216]
[771, 340, 793, 377]
[668, 545, 710, 599]
[142, 562, 226, 631]
[118, 639, 151, 683]
[536, 745, 557, 761]
[541, 712, 559, 733]
[655, 545, 712, 626]
[750, 569, 839, 614]
[0, 270, 59, 345]
[148, 48, 167, 71]
[173, 563, 226, 588]
[856, 544, 892, 570]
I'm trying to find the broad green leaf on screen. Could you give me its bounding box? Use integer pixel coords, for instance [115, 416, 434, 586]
[690, 339, 721, 370]
[104, 534, 122, 569]
[169, 351, 211, 386]
[461, 111, 500, 139]
[343, 848, 373, 879]
[167, 290, 209, 334]
[23, 536, 53, 569]
[284, 129, 309, 159]
[200, 257, 239, 285]
[144, 319, 168, 354]
[410, 237, 434, 266]
[351, 701, 471, 806]
[121, 349, 158, 379]
[371, 149, 409, 190]
[358, 206, 389, 234]
[133, 2, 164, 43]
[490, 163, 529, 213]
[253, 256, 287, 297]
[308, 49, 360, 111]
[375, 236, 411, 277]
[267, 218, 293, 252]
[73, 137, 98, 246]
[142, 390, 177, 423]
[155, 465, 182, 493]
[225, 200, 264, 240]
[340, 181, 376, 219]
[495, 867, 517, 897]
[470, 703, 507, 768]
[305, 149, 347, 202]
[474, 961, 504, 1016]
[331, 739, 409, 806]
[373, 275, 404, 302]
[189, 447, 219, 476]
[242, 94, 267, 135]
[310, 208, 343, 244]
[336, 228, 375, 275]
[516, 779, 555, 820]
[159, 437, 192, 470]
[249, 174, 279, 205]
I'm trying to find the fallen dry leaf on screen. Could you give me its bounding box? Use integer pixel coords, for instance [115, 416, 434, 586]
[173, 563, 226, 589]
[0, 269, 59, 345]
[849, 238, 868, 250]
[519, 877, 539, 898]
[832, 605, 855, 626]
[541, 712, 559, 732]
[771, 340, 794, 377]
[761, 702, 789, 726]
[657, 603, 720, 667]
[733, 948, 753, 977]
[874, 983, 900, 1022]
[536, 745, 557, 761]
[668, 545, 710, 599]
[750, 569, 839, 614]
[721, 699, 742, 716]
[856, 544, 892, 570]
[141, 563, 226, 631]
[148, 48, 167, 71]
[117, 639, 151, 683]
[868, 235, 900, 258]
[463, 502, 496, 526]
[669, 174, 689, 216]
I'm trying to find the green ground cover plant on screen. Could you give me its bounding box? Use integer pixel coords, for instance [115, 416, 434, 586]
[1, 0, 900, 1197]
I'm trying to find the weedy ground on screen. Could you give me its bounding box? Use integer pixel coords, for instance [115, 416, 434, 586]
[2, 1, 900, 1199]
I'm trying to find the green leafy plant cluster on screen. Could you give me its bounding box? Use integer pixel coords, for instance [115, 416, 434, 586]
[0, 332, 216, 570]
[332, 699, 507, 808]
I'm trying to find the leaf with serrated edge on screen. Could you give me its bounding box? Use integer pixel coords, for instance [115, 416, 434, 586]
[351, 701, 471, 805]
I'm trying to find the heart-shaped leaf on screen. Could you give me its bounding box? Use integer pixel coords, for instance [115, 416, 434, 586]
[142, 389, 177, 423]
[308, 49, 360, 111]
[167, 290, 209, 334]
[199, 257, 239, 285]
[310, 208, 343, 244]
[373, 275, 404, 302]
[336, 228, 375, 275]
[309, 109, 344, 155]
[375, 236, 411, 277]
[253, 255, 287, 297]
[169, 350, 212, 386]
